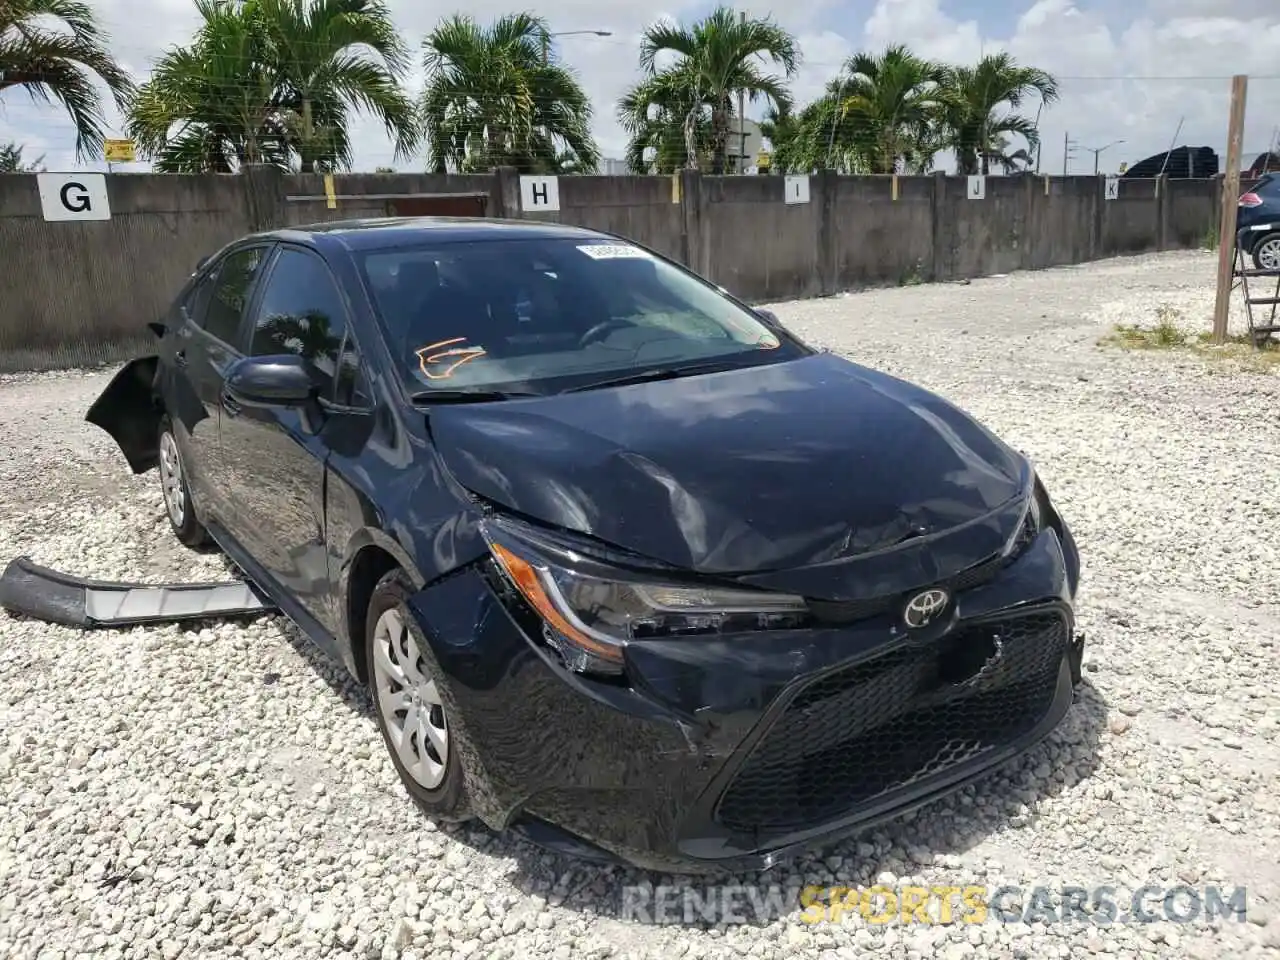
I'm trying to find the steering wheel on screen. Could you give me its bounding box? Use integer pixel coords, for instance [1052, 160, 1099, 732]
[578, 318, 634, 348]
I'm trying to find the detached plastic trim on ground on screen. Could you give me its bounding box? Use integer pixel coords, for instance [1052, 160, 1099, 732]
[0, 555, 275, 628]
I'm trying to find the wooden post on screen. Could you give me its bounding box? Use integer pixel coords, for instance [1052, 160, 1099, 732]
[1212, 74, 1249, 344]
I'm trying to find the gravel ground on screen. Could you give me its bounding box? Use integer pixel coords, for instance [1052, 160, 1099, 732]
[2, 248, 1279, 960]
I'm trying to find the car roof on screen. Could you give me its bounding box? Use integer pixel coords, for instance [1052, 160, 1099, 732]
[247, 217, 614, 252]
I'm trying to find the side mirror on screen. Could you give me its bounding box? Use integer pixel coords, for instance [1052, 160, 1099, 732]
[756, 308, 783, 328]
[225, 354, 315, 407]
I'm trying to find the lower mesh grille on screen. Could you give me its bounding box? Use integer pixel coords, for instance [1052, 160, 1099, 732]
[714, 611, 1068, 836]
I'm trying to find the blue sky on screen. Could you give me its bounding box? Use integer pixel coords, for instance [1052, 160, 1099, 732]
[2, 0, 1279, 174]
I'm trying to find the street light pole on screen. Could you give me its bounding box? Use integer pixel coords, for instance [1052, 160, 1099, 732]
[541, 28, 613, 63]
[1089, 139, 1125, 175]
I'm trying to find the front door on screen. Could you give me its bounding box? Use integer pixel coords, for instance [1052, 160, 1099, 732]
[217, 245, 351, 633]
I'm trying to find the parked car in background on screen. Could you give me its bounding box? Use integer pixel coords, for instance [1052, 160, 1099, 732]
[1238, 174, 1280, 270]
[86, 217, 1084, 873]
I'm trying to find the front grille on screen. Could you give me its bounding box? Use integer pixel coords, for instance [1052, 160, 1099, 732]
[714, 611, 1068, 836]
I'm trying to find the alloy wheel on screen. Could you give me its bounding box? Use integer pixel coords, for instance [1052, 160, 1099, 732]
[158, 431, 186, 528]
[1257, 237, 1280, 271]
[372, 607, 449, 789]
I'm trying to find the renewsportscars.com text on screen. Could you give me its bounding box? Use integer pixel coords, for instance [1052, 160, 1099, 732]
[618, 883, 1250, 926]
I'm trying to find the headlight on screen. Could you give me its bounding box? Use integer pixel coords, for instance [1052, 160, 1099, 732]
[483, 530, 807, 677]
[1001, 471, 1046, 559]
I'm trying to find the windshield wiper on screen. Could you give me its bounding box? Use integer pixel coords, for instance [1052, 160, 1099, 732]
[560, 360, 745, 394]
[409, 388, 542, 404]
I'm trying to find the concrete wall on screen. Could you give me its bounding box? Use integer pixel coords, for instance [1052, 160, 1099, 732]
[0, 165, 1224, 371]
[0, 174, 253, 370]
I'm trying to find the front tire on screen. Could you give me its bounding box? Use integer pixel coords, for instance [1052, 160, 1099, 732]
[365, 570, 471, 822]
[158, 415, 209, 548]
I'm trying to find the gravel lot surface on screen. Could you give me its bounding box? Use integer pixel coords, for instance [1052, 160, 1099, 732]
[2, 249, 1279, 960]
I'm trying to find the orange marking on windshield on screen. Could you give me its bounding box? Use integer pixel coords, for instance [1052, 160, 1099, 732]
[416, 337, 487, 380]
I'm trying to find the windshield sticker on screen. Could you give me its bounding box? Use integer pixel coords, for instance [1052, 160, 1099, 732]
[577, 243, 653, 260]
[415, 336, 486, 380]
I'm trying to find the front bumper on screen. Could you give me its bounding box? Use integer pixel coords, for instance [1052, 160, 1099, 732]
[408, 525, 1083, 874]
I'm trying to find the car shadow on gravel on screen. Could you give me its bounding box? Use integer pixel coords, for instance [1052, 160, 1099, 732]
[484, 678, 1110, 930]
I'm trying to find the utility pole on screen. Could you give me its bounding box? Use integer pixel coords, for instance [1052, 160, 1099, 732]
[737, 10, 747, 173]
[1032, 100, 1045, 173]
[1062, 132, 1079, 175]
[1212, 74, 1249, 345]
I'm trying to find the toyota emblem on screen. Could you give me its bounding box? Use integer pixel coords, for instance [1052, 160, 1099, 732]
[903, 588, 950, 629]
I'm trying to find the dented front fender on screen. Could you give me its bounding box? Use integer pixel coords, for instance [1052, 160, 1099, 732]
[84, 356, 163, 474]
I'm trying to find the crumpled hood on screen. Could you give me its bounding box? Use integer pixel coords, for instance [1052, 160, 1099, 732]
[429, 352, 1028, 587]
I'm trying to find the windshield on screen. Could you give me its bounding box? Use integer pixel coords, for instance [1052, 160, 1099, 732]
[358, 236, 803, 395]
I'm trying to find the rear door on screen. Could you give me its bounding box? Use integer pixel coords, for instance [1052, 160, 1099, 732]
[171, 243, 272, 523]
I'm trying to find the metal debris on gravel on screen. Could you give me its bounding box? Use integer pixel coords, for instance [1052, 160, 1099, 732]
[1, 249, 1277, 960]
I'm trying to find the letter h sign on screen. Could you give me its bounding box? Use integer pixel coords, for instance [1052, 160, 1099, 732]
[519, 176, 560, 212]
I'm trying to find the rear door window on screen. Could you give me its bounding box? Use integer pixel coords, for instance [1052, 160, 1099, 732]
[181, 268, 220, 327]
[203, 246, 267, 346]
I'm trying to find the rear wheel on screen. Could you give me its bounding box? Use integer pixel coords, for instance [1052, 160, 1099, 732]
[158, 415, 209, 547]
[1251, 232, 1280, 271]
[365, 570, 471, 822]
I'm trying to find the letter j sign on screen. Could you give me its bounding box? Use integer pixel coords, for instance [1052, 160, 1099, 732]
[37, 172, 112, 222]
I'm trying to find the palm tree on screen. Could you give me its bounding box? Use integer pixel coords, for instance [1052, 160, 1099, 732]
[617, 63, 713, 174]
[0, 0, 135, 160]
[0, 141, 45, 171]
[938, 52, 1058, 175]
[826, 45, 944, 175]
[129, 0, 286, 172]
[128, 0, 417, 173]
[985, 133, 1033, 174]
[755, 98, 840, 174]
[630, 6, 799, 174]
[421, 13, 600, 175]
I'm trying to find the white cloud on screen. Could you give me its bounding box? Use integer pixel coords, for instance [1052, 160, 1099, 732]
[1, 0, 1278, 174]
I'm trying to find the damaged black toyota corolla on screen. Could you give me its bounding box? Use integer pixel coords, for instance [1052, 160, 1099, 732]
[85, 217, 1083, 873]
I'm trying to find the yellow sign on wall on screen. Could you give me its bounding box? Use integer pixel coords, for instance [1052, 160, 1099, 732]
[104, 139, 135, 163]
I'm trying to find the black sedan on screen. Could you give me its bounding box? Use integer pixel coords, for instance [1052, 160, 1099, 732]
[88, 217, 1084, 873]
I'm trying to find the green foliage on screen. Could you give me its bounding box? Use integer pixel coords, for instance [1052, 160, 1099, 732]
[618, 6, 799, 174]
[623, 33, 1056, 178]
[0, 141, 45, 171]
[0, 0, 134, 160]
[421, 12, 599, 174]
[126, 0, 418, 173]
[4, 1, 1060, 178]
